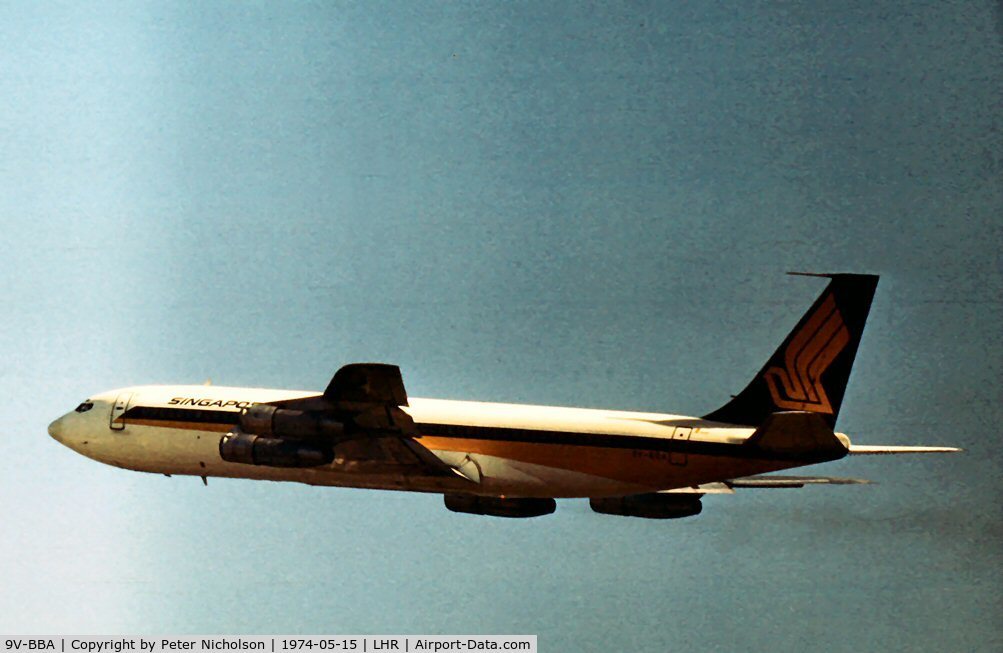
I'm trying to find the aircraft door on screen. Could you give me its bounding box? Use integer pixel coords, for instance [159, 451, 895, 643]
[109, 392, 133, 430]
[670, 427, 691, 466]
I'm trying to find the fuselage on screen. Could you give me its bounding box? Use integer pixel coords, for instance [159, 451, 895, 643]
[48, 384, 848, 498]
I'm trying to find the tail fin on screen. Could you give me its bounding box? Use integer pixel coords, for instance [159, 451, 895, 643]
[703, 273, 879, 428]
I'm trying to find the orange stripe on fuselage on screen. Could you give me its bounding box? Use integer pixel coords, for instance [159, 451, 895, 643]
[417, 435, 789, 489]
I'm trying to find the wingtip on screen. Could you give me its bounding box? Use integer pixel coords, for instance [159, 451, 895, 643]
[786, 271, 881, 281]
[816, 476, 875, 485]
[786, 271, 835, 278]
[848, 445, 964, 455]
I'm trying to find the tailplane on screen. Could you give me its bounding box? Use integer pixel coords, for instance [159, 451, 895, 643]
[703, 273, 879, 428]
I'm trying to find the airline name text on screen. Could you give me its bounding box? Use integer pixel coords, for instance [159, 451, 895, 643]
[168, 398, 254, 410]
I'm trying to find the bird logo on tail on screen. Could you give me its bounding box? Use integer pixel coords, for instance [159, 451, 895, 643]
[763, 294, 850, 414]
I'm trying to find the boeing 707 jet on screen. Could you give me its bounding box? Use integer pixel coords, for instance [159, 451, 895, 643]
[48, 273, 959, 518]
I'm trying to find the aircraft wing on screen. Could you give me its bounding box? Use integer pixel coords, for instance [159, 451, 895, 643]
[663, 474, 873, 495]
[662, 483, 735, 494]
[329, 434, 466, 479]
[728, 474, 873, 487]
[266, 364, 466, 480]
[267, 363, 410, 412]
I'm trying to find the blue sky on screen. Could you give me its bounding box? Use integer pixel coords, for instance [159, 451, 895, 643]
[1, 2, 1000, 650]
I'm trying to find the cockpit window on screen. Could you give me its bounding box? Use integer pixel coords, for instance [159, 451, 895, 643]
[74, 401, 94, 413]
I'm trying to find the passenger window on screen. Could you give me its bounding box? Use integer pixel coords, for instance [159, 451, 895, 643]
[75, 401, 94, 413]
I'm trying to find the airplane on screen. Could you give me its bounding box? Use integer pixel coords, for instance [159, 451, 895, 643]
[48, 273, 959, 518]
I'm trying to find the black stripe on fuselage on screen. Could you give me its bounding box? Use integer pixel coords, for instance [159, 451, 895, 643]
[119, 405, 819, 461]
[122, 405, 240, 425]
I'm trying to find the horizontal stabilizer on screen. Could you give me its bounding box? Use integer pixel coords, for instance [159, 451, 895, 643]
[848, 445, 962, 455]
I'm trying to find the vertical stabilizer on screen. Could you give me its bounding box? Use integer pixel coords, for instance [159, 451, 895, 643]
[703, 273, 878, 428]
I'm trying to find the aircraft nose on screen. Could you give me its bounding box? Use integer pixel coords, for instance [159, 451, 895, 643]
[48, 416, 66, 443]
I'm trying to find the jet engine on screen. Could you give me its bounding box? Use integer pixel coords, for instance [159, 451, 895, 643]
[444, 494, 556, 518]
[238, 404, 345, 440]
[219, 431, 333, 468]
[589, 493, 703, 519]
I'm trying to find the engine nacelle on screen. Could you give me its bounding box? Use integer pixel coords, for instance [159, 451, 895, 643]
[239, 404, 345, 440]
[589, 493, 703, 519]
[444, 494, 556, 518]
[219, 432, 333, 468]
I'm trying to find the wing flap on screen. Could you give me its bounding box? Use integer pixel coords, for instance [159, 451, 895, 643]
[331, 436, 470, 479]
